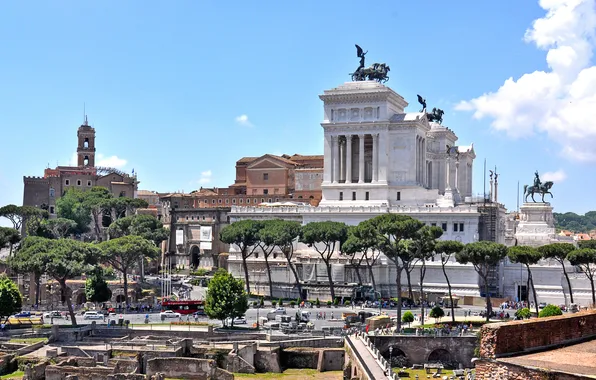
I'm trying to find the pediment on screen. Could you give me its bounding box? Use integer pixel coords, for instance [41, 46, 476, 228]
[247, 155, 296, 169]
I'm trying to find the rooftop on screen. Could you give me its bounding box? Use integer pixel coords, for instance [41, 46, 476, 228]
[499, 338, 596, 377]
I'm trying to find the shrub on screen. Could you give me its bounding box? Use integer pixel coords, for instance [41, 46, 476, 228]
[327, 301, 332, 306]
[539, 304, 563, 318]
[252, 301, 257, 307]
[402, 311, 415, 326]
[515, 307, 531, 320]
[272, 301, 277, 307]
[278, 298, 283, 307]
[289, 301, 296, 307]
[345, 301, 351, 306]
[316, 298, 320, 307]
[429, 306, 445, 321]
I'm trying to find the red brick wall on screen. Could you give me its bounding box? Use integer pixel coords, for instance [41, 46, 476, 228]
[475, 359, 588, 380]
[480, 310, 596, 359]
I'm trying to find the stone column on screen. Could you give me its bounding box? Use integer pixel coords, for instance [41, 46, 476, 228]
[339, 136, 345, 183]
[346, 135, 353, 184]
[455, 160, 459, 190]
[445, 156, 451, 190]
[422, 139, 426, 186]
[333, 136, 340, 184]
[372, 133, 378, 183]
[358, 134, 365, 183]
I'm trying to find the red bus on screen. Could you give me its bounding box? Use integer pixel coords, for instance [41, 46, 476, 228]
[161, 300, 205, 315]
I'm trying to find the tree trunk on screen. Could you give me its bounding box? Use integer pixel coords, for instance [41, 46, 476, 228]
[527, 265, 539, 316]
[365, 256, 377, 294]
[92, 211, 102, 241]
[353, 263, 363, 285]
[264, 253, 274, 299]
[61, 280, 77, 326]
[590, 276, 596, 306]
[122, 268, 129, 308]
[561, 262, 574, 304]
[395, 262, 403, 331]
[241, 254, 251, 294]
[441, 262, 456, 323]
[286, 257, 303, 300]
[325, 261, 336, 302]
[34, 272, 41, 306]
[484, 277, 492, 322]
[419, 263, 426, 326]
[405, 268, 414, 302]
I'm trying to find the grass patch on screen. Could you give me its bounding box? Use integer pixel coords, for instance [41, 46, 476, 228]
[9, 338, 47, 344]
[0, 370, 24, 379]
[234, 369, 342, 379]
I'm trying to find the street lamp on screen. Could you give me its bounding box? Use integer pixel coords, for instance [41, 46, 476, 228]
[389, 346, 393, 374]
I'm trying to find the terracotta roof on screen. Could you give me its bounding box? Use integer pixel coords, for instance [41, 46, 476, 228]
[137, 190, 158, 196]
[247, 154, 298, 167]
[290, 154, 324, 160]
[237, 157, 258, 163]
[295, 168, 323, 172]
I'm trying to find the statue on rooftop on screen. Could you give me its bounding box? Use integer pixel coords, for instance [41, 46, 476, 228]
[523, 171, 554, 203]
[427, 107, 444, 124]
[350, 45, 390, 83]
[417, 95, 427, 112]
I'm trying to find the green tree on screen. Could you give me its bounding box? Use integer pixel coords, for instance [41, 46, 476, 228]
[407, 226, 443, 325]
[0, 205, 25, 230]
[219, 220, 263, 294]
[456, 241, 508, 322]
[10, 237, 98, 324]
[0, 227, 21, 257]
[83, 187, 113, 241]
[100, 235, 159, 306]
[299, 221, 348, 301]
[342, 228, 368, 286]
[429, 306, 445, 322]
[56, 188, 92, 235]
[256, 220, 282, 298]
[567, 245, 596, 305]
[9, 236, 51, 306]
[538, 243, 577, 304]
[205, 269, 249, 328]
[515, 307, 531, 320]
[435, 240, 464, 323]
[35, 218, 77, 239]
[363, 215, 424, 330]
[402, 311, 414, 327]
[539, 304, 563, 318]
[271, 220, 303, 299]
[85, 269, 113, 304]
[508, 246, 543, 315]
[345, 222, 382, 293]
[0, 275, 22, 322]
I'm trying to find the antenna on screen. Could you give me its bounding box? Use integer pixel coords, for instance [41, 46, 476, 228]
[83, 102, 86, 125]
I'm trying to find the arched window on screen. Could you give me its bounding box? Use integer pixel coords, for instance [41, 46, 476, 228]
[49, 187, 55, 198]
[84, 138, 89, 148]
[83, 156, 89, 166]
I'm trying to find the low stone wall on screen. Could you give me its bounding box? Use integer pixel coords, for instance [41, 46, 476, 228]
[480, 310, 596, 358]
[0, 354, 14, 376]
[281, 348, 320, 369]
[45, 365, 116, 380]
[15, 341, 46, 356]
[474, 359, 589, 380]
[146, 357, 233, 380]
[316, 348, 344, 371]
[255, 347, 281, 373]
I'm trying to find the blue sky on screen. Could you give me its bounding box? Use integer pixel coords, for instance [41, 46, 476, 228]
[1, 0, 594, 219]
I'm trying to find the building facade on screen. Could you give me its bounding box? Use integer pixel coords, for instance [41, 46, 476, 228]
[22, 119, 138, 220]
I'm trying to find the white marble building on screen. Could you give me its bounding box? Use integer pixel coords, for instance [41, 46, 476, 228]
[226, 80, 592, 307]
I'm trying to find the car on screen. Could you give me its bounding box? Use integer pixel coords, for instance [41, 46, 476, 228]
[160, 310, 181, 319]
[233, 317, 247, 324]
[83, 311, 104, 320]
[270, 307, 286, 315]
[43, 311, 63, 319]
[538, 302, 547, 309]
[14, 311, 31, 318]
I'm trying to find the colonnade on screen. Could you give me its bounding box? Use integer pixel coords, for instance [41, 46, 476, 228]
[330, 133, 379, 184]
[415, 136, 427, 187]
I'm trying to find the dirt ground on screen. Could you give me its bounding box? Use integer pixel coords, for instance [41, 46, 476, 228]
[234, 369, 343, 379]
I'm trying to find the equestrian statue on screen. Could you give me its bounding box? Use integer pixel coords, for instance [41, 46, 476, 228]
[427, 107, 444, 124]
[350, 44, 390, 83]
[523, 171, 554, 203]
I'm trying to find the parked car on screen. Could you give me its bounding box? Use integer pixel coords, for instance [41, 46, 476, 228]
[160, 310, 181, 319]
[233, 317, 247, 324]
[83, 311, 104, 320]
[43, 311, 63, 319]
[14, 311, 31, 318]
[538, 302, 547, 309]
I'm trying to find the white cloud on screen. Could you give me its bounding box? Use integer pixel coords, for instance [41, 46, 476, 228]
[198, 170, 212, 184]
[456, 0, 596, 161]
[542, 169, 567, 182]
[95, 154, 127, 168]
[235, 114, 253, 127]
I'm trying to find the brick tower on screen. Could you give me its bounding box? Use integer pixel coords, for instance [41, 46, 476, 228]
[77, 116, 96, 167]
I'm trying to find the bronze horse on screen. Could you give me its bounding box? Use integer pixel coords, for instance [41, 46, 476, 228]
[523, 181, 554, 203]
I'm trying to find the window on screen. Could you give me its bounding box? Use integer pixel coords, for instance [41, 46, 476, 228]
[453, 223, 458, 232]
[263, 173, 269, 181]
[460, 223, 465, 232]
[268, 198, 272, 203]
[212, 199, 216, 204]
[246, 199, 250, 204]
[352, 192, 356, 201]
[275, 198, 279, 202]
[202, 216, 206, 221]
[431, 223, 436, 227]
[396, 191, 401, 201]
[225, 199, 229, 204]
[260, 198, 265, 203]
[87, 180, 92, 186]
[239, 199, 243, 204]
[263, 189, 269, 195]
[49, 206, 55, 214]
[49, 188, 55, 198]
[232, 199, 236, 204]
[65, 179, 70, 186]
[83, 138, 89, 148]
[274, 188, 279, 194]
[365, 192, 370, 201]
[441, 223, 447, 231]
[339, 192, 343, 201]
[218, 199, 222, 204]
[191, 216, 195, 220]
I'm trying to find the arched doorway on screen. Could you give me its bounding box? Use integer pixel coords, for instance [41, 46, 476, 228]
[76, 292, 87, 305]
[191, 246, 200, 268]
[115, 294, 126, 303]
[385, 347, 408, 368]
[428, 348, 451, 363]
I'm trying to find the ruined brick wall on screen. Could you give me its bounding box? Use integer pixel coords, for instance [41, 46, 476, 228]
[475, 359, 589, 380]
[480, 310, 596, 359]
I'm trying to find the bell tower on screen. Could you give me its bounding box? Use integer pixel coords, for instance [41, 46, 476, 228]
[77, 116, 96, 167]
